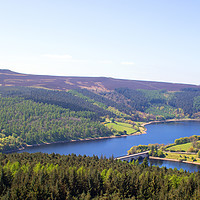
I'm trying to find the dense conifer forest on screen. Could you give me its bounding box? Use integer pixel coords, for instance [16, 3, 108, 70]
[0, 86, 200, 152]
[0, 152, 200, 200]
[0, 96, 112, 152]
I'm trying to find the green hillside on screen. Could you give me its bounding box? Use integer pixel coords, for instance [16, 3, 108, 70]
[0, 96, 112, 152]
[0, 86, 200, 152]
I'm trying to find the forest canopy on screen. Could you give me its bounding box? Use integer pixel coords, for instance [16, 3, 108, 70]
[0, 152, 199, 200]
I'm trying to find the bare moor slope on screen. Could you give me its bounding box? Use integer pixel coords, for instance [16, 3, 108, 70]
[0, 69, 199, 92]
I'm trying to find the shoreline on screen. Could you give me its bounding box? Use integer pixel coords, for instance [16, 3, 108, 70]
[5, 131, 144, 154]
[141, 118, 200, 134]
[149, 156, 200, 166]
[4, 118, 200, 154]
[142, 118, 200, 126]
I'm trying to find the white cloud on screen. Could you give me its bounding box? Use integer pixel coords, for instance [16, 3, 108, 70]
[41, 54, 90, 63]
[42, 54, 72, 59]
[121, 62, 135, 65]
[41, 55, 113, 65]
[98, 60, 113, 64]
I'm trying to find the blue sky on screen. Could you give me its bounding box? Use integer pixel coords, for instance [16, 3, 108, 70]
[0, 0, 200, 84]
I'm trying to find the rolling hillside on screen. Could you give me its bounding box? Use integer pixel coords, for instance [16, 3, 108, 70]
[1, 69, 200, 92]
[1, 69, 200, 152]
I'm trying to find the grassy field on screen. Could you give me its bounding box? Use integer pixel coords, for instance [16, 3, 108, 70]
[166, 142, 193, 152]
[164, 152, 200, 163]
[105, 122, 138, 135]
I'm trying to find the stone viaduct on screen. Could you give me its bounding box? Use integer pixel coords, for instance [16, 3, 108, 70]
[115, 151, 149, 162]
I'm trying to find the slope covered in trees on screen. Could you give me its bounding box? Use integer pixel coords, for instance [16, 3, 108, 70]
[70, 89, 132, 116]
[1, 85, 200, 152]
[114, 88, 200, 119]
[0, 86, 112, 118]
[0, 152, 200, 200]
[169, 88, 200, 116]
[0, 96, 112, 152]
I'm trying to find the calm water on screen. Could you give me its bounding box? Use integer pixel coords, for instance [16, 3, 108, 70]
[149, 159, 200, 172]
[18, 121, 200, 172]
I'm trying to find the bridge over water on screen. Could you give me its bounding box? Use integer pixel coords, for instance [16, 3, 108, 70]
[115, 151, 149, 162]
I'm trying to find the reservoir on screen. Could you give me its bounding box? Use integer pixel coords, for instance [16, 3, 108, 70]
[18, 121, 200, 172]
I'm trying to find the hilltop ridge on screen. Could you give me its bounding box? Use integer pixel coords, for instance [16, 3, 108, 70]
[0, 69, 199, 92]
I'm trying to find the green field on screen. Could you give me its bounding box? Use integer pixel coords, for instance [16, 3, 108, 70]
[105, 122, 138, 135]
[166, 142, 193, 152]
[164, 152, 200, 163]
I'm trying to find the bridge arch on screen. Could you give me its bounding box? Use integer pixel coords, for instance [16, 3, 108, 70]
[115, 151, 149, 162]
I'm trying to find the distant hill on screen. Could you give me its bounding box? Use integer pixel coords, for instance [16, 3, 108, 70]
[1, 69, 200, 152]
[0, 69, 199, 92]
